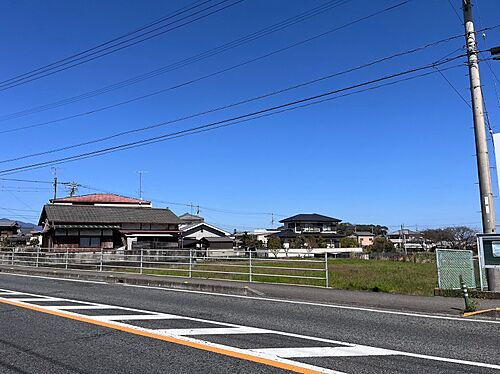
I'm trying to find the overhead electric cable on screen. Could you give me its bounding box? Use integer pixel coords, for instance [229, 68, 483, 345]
[0, 0, 213, 87]
[0, 0, 414, 135]
[0, 0, 244, 91]
[0, 55, 465, 175]
[0, 38, 472, 164]
[0, 0, 350, 121]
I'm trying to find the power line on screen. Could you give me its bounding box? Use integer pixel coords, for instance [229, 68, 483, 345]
[433, 65, 471, 107]
[0, 0, 244, 91]
[0, 0, 414, 135]
[0, 206, 38, 212]
[446, 0, 463, 24]
[77, 183, 285, 217]
[0, 177, 53, 184]
[0, 55, 465, 176]
[0, 0, 350, 122]
[0, 0, 211, 88]
[0, 34, 470, 165]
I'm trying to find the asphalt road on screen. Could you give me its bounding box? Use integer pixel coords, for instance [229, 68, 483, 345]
[0, 273, 498, 374]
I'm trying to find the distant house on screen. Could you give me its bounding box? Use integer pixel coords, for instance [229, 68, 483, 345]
[200, 237, 234, 256]
[179, 213, 232, 254]
[349, 231, 375, 247]
[387, 229, 427, 251]
[0, 220, 20, 239]
[179, 213, 205, 226]
[181, 222, 230, 241]
[274, 213, 343, 248]
[38, 200, 181, 251]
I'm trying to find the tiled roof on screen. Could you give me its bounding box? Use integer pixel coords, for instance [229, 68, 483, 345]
[39, 204, 180, 225]
[0, 220, 19, 227]
[201, 237, 234, 242]
[50, 193, 150, 205]
[352, 231, 375, 236]
[179, 213, 204, 221]
[279, 214, 341, 223]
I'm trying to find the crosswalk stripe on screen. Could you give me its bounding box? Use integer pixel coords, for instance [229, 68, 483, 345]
[250, 346, 396, 358]
[92, 314, 182, 321]
[156, 327, 270, 336]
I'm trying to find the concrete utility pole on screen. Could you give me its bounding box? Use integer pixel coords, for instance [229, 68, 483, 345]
[462, 0, 496, 233]
[462, 0, 499, 290]
[51, 167, 58, 200]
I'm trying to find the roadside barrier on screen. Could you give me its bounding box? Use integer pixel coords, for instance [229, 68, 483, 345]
[0, 248, 330, 288]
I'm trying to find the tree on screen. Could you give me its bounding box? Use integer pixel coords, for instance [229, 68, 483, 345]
[340, 237, 358, 248]
[29, 238, 40, 247]
[367, 237, 394, 253]
[290, 235, 306, 249]
[421, 228, 454, 244]
[337, 223, 388, 236]
[0, 238, 13, 248]
[240, 234, 263, 250]
[421, 226, 477, 251]
[267, 236, 282, 258]
[448, 226, 477, 251]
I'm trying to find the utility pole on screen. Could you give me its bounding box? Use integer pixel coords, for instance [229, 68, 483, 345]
[51, 167, 58, 201]
[462, 0, 499, 290]
[401, 224, 407, 255]
[67, 182, 78, 197]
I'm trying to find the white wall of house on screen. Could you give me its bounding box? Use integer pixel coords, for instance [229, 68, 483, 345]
[185, 229, 222, 240]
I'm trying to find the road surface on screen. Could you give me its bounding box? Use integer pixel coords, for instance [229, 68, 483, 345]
[0, 273, 498, 373]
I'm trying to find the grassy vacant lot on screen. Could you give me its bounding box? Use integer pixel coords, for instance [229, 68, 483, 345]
[327, 259, 437, 296]
[105, 257, 437, 296]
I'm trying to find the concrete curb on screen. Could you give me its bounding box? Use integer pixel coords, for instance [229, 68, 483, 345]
[0, 265, 264, 297]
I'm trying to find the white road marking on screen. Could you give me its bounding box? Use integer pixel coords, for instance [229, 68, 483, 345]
[156, 327, 270, 336]
[251, 346, 396, 358]
[92, 314, 183, 321]
[3, 272, 498, 325]
[46, 305, 123, 310]
[7, 297, 65, 302]
[0, 288, 499, 372]
[0, 291, 25, 295]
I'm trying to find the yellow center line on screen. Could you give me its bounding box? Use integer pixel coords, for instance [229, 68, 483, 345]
[0, 297, 324, 374]
[463, 307, 500, 317]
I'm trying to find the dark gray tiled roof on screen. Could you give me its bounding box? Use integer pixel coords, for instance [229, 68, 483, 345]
[279, 214, 341, 223]
[179, 213, 204, 221]
[40, 204, 180, 225]
[0, 220, 19, 227]
[201, 237, 233, 242]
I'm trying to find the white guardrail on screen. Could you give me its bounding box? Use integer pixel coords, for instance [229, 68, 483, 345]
[0, 248, 330, 287]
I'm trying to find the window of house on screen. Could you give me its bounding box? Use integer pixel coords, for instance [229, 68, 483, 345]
[80, 237, 101, 248]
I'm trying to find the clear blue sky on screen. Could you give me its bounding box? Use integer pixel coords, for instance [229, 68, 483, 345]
[0, 0, 499, 232]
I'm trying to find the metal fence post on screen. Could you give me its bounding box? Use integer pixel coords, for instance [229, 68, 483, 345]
[100, 248, 103, 272]
[36, 248, 39, 267]
[249, 250, 252, 282]
[65, 249, 69, 269]
[140, 249, 143, 274]
[189, 248, 193, 278]
[324, 252, 329, 288]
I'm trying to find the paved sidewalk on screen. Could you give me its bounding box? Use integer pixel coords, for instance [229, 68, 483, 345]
[1, 264, 498, 316]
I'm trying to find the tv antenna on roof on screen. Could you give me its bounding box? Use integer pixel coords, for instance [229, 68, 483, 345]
[137, 171, 147, 201]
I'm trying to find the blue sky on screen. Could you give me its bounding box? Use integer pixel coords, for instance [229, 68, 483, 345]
[0, 0, 499, 232]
